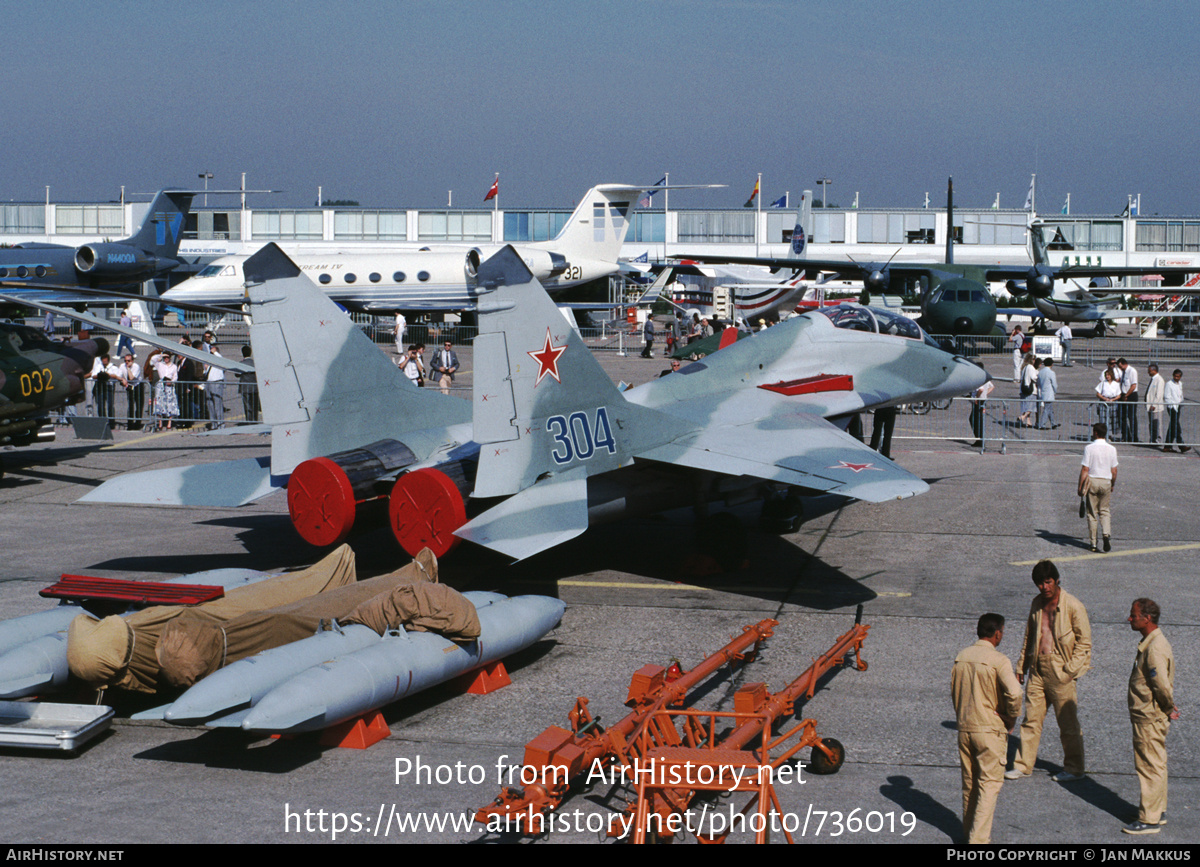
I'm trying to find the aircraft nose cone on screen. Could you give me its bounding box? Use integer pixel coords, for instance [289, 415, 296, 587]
[947, 355, 988, 395]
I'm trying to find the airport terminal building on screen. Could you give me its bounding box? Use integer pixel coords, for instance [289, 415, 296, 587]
[2, 192, 1197, 288]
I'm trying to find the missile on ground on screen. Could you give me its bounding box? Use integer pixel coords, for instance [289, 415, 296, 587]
[0, 568, 271, 700]
[162, 591, 508, 726]
[240, 594, 564, 734]
[0, 608, 80, 657]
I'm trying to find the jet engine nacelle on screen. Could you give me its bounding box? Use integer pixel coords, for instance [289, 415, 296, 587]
[516, 249, 569, 281]
[286, 438, 476, 558]
[1088, 277, 1113, 290]
[74, 243, 164, 282]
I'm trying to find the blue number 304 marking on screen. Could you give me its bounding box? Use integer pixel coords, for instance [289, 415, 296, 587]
[547, 407, 617, 465]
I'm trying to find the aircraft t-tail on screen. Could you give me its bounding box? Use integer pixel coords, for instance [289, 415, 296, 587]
[161, 183, 647, 312]
[79, 243, 987, 563]
[0, 190, 194, 299]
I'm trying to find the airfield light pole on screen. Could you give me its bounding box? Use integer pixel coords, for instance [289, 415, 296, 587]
[816, 177, 832, 208]
[198, 172, 213, 207]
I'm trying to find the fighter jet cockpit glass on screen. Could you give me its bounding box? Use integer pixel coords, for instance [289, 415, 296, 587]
[818, 304, 923, 341]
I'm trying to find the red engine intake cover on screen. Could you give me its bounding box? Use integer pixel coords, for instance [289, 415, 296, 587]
[388, 468, 467, 558]
[287, 457, 358, 548]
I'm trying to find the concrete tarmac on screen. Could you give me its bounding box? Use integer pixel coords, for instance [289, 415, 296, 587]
[0, 341, 1195, 846]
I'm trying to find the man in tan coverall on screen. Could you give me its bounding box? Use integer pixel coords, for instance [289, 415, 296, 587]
[1123, 598, 1176, 835]
[951, 613, 1023, 844]
[1006, 560, 1091, 782]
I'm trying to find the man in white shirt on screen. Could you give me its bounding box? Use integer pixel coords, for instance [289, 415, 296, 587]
[1055, 323, 1074, 367]
[1163, 369, 1188, 452]
[1079, 423, 1119, 553]
[1118, 358, 1139, 443]
[204, 343, 226, 430]
[117, 352, 145, 430]
[394, 313, 406, 357]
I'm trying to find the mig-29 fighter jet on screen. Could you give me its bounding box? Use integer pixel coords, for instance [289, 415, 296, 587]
[77, 244, 987, 563]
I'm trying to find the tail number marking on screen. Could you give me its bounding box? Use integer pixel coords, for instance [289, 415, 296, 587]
[547, 407, 616, 465]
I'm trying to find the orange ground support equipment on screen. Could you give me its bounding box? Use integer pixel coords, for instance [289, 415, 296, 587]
[475, 608, 870, 842]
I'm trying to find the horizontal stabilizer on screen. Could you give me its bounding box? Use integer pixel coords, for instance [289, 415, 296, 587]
[78, 457, 280, 507]
[456, 469, 589, 560]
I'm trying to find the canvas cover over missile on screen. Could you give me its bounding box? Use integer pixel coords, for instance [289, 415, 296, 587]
[155, 549, 442, 689]
[237, 593, 564, 734]
[0, 568, 271, 699]
[161, 591, 508, 726]
[66, 546, 357, 694]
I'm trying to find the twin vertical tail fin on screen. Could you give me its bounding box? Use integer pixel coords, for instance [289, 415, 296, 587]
[458, 246, 680, 560]
[470, 246, 634, 498]
[243, 244, 469, 476]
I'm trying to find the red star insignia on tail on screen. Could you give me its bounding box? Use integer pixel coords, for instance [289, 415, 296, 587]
[528, 328, 567, 386]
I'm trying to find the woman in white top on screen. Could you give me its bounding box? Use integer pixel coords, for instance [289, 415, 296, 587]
[1019, 353, 1038, 426]
[1095, 367, 1122, 431]
[152, 352, 181, 430]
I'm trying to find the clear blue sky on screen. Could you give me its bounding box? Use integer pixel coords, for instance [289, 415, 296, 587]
[4, 0, 1198, 214]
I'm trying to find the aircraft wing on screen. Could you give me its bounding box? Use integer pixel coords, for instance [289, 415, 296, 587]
[674, 254, 960, 283]
[0, 293, 253, 374]
[635, 386, 927, 501]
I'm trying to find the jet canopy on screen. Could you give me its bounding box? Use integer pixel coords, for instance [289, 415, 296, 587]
[815, 303, 935, 343]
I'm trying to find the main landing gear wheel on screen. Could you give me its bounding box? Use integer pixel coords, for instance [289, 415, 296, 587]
[810, 737, 846, 775]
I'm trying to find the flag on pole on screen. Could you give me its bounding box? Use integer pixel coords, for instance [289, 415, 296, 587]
[743, 177, 760, 208]
[1023, 175, 1035, 210]
[769, 194, 788, 208]
[1061, 195, 1070, 215]
[484, 174, 499, 202]
[639, 176, 666, 209]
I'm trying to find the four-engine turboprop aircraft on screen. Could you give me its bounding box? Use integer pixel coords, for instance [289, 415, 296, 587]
[160, 184, 648, 313]
[0, 190, 193, 300]
[78, 243, 986, 565]
[998, 224, 1200, 335]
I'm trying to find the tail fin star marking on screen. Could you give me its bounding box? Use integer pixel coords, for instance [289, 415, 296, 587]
[528, 328, 567, 385]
